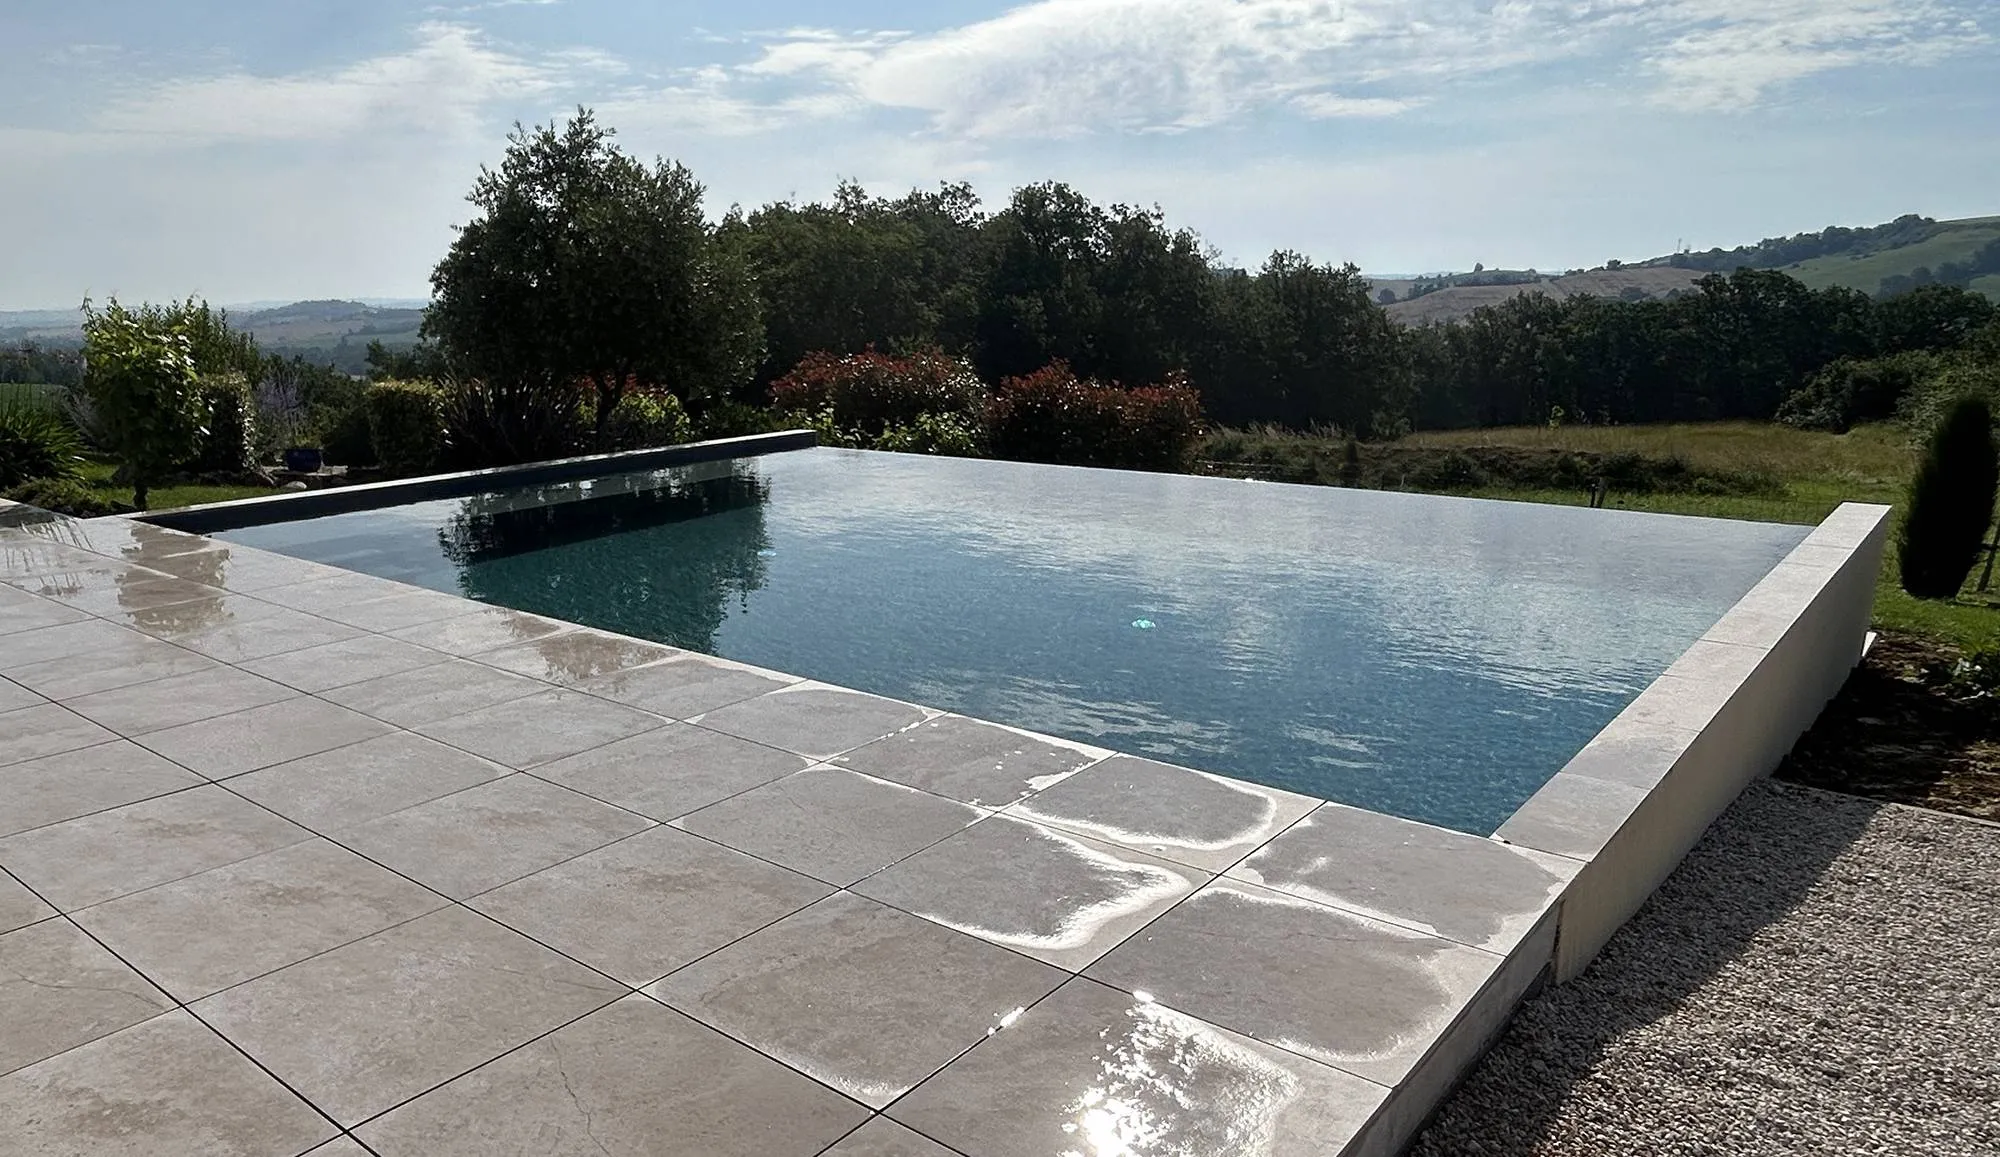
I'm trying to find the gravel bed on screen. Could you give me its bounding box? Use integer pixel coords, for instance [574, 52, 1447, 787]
[1414, 778, 2000, 1156]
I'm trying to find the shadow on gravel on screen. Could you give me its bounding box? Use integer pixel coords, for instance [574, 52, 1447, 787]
[1410, 781, 1882, 1157]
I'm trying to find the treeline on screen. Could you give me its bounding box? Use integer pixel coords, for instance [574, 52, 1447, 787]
[1662, 214, 1938, 273]
[1878, 238, 2000, 298]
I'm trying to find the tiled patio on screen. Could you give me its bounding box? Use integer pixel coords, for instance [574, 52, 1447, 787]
[0, 507, 1579, 1156]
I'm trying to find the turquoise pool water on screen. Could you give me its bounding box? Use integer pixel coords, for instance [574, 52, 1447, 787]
[217, 448, 1808, 833]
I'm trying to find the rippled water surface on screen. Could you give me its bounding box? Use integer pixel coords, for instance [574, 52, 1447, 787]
[218, 448, 1808, 832]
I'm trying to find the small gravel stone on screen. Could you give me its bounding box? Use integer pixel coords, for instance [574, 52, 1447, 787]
[1414, 778, 2000, 1157]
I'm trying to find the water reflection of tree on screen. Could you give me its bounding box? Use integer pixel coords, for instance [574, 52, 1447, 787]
[435, 468, 772, 654]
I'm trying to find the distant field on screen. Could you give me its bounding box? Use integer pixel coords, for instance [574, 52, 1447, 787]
[1383, 268, 1705, 324]
[1778, 216, 2000, 299]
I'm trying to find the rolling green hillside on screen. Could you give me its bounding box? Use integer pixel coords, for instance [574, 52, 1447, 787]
[1777, 216, 2000, 298]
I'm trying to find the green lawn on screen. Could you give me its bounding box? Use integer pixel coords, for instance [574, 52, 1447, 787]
[75, 457, 284, 513]
[1776, 216, 2000, 299]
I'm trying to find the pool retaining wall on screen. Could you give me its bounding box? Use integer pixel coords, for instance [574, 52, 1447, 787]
[1496, 501, 1892, 981]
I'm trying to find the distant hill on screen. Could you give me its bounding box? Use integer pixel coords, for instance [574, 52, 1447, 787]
[1379, 267, 1706, 324]
[1763, 216, 2000, 300]
[0, 299, 425, 375]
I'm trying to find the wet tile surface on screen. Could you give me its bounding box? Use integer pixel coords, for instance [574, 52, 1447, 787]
[134, 695, 395, 780]
[0, 676, 42, 713]
[0, 1010, 336, 1156]
[59, 665, 300, 736]
[0, 786, 312, 910]
[469, 826, 828, 985]
[333, 774, 653, 899]
[193, 906, 624, 1125]
[1230, 804, 1577, 953]
[532, 723, 810, 820]
[384, 605, 569, 655]
[891, 979, 1389, 1157]
[837, 714, 1102, 807]
[1085, 880, 1504, 1085]
[578, 654, 797, 720]
[360, 995, 867, 1156]
[1012, 755, 1321, 873]
[695, 684, 930, 759]
[471, 629, 680, 685]
[240, 633, 448, 693]
[414, 687, 668, 769]
[0, 741, 206, 837]
[649, 893, 1066, 1108]
[824, 1118, 964, 1157]
[0, 919, 174, 1074]
[677, 766, 983, 886]
[856, 814, 1207, 970]
[73, 839, 448, 1000]
[0, 872, 55, 932]
[0, 703, 118, 767]
[320, 658, 547, 728]
[229, 731, 512, 830]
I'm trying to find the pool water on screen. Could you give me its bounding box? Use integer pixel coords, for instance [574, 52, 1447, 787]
[217, 449, 1808, 833]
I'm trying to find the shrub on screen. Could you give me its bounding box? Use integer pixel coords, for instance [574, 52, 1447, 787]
[872, 411, 987, 457]
[986, 363, 1205, 471]
[771, 349, 986, 437]
[602, 390, 693, 451]
[439, 378, 586, 469]
[694, 399, 782, 440]
[777, 405, 865, 449]
[80, 298, 208, 510]
[321, 403, 378, 468]
[0, 400, 84, 489]
[4, 477, 119, 517]
[1899, 394, 1999, 599]
[186, 372, 257, 475]
[366, 380, 447, 477]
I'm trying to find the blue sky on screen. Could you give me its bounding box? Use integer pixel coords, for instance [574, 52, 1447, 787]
[3, 0, 1996, 309]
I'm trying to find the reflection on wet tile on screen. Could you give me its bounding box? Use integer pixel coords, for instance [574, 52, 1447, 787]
[1086, 880, 1504, 1086]
[415, 688, 667, 770]
[474, 629, 681, 686]
[137, 603, 365, 663]
[837, 714, 1103, 807]
[694, 683, 931, 760]
[891, 979, 1388, 1157]
[649, 893, 1065, 1108]
[384, 607, 570, 655]
[1229, 804, 1576, 954]
[856, 814, 1206, 970]
[676, 767, 983, 886]
[1011, 755, 1320, 873]
[532, 723, 809, 821]
[240, 633, 449, 694]
[579, 654, 797, 720]
[320, 659, 546, 728]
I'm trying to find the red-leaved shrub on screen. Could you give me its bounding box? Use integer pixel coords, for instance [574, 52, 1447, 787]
[770, 349, 986, 436]
[986, 363, 1204, 470]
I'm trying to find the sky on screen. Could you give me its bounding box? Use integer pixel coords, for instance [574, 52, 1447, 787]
[2, 0, 1997, 309]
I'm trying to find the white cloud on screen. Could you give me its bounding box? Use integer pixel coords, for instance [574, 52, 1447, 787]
[91, 22, 610, 143]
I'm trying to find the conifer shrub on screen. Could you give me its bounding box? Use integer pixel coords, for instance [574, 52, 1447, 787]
[1899, 394, 1999, 599]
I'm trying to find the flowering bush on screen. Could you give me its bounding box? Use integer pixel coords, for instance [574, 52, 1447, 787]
[770, 349, 985, 436]
[986, 363, 1204, 470]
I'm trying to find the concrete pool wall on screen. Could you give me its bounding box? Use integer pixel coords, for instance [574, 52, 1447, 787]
[3, 484, 1891, 1157]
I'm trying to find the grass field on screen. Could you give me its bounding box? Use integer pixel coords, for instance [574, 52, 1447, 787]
[1217, 421, 1999, 652]
[1777, 216, 2000, 299]
[74, 458, 282, 512]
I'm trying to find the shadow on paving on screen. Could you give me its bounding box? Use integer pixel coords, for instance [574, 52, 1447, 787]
[1409, 779, 1887, 1157]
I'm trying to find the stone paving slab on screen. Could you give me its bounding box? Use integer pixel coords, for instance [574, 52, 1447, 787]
[0, 510, 1689, 1156]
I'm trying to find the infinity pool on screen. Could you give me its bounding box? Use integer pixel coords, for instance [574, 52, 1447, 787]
[216, 448, 1807, 832]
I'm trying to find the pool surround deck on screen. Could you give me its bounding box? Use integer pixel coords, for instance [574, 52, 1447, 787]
[0, 487, 1887, 1156]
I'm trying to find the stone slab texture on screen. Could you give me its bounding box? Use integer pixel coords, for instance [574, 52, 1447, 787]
[0, 499, 1887, 1155]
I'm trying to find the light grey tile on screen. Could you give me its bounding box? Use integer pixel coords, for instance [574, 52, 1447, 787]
[193, 906, 624, 1126]
[415, 688, 668, 770]
[0, 703, 117, 768]
[0, 741, 205, 837]
[693, 683, 930, 760]
[2, 623, 220, 699]
[1230, 803, 1578, 954]
[1556, 716, 1700, 791]
[305, 1139, 372, 1156]
[61, 666, 299, 736]
[34, 572, 223, 617]
[240, 632, 450, 693]
[314, 589, 479, 633]
[73, 839, 448, 1000]
[891, 978, 1389, 1157]
[1494, 772, 1654, 862]
[142, 603, 367, 663]
[533, 723, 809, 821]
[384, 606, 568, 656]
[677, 767, 983, 886]
[135, 696, 394, 780]
[230, 731, 512, 830]
[1620, 639, 1767, 733]
[0, 593, 91, 635]
[320, 658, 548, 728]
[0, 919, 174, 1075]
[200, 551, 356, 593]
[0, 785, 313, 910]
[0, 1010, 336, 1156]
[472, 629, 680, 686]
[649, 893, 1066, 1109]
[253, 571, 415, 611]
[856, 814, 1207, 971]
[0, 619, 148, 672]
[0, 676, 42, 713]
[824, 1118, 963, 1157]
[359, 995, 866, 1157]
[1010, 754, 1320, 873]
[469, 826, 829, 985]
[0, 872, 55, 932]
[35, 518, 212, 560]
[1084, 879, 1504, 1086]
[577, 654, 796, 720]
[334, 775, 653, 899]
[836, 714, 1102, 807]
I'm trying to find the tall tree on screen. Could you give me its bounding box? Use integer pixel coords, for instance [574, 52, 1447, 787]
[425, 108, 762, 450]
